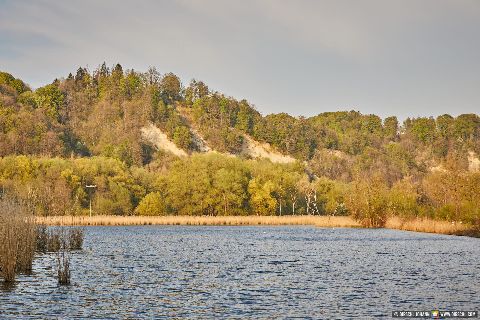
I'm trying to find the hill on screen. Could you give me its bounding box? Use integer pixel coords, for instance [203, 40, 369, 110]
[0, 65, 479, 228]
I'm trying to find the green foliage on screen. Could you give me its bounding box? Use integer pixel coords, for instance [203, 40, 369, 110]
[346, 178, 389, 227]
[0, 72, 30, 94]
[314, 177, 347, 215]
[388, 178, 419, 218]
[406, 117, 436, 144]
[160, 73, 182, 104]
[173, 126, 193, 150]
[383, 116, 398, 140]
[248, 179, 277, 216]
[454, 114, 479, 143]
[17, 91, 37, 108]
[254, 113, 317, 159]
[185, 79, 209, 105]
[135, 192, 166, 215]
[35, 83, 65, 120]
[165, 154, 250, 215]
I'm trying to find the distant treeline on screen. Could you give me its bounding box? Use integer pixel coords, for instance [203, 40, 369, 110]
[0, 65, 479, 228]
[0, 154, 478, 228]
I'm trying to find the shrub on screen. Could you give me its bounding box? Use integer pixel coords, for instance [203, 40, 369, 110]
[346, 179, 389, 227]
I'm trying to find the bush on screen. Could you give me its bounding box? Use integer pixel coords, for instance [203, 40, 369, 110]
[346, 179, 389, 227]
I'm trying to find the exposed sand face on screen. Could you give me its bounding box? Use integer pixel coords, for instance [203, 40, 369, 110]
[240, 135, 296, 164]
[468, 151, 480, 172]
[141, 123, 188, 157]
[141, 120, 295, 164]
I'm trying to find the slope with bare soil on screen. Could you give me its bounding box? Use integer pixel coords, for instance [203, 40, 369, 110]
[141, 123, 187, 157]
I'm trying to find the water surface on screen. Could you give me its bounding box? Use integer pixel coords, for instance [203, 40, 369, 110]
[1, 226, 479, 319]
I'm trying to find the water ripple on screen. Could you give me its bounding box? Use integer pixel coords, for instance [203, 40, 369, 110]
[1, 226, 479, 319]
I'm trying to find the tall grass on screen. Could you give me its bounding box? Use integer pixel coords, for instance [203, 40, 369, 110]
[57, 250, 71, 285]
[35, 215, 361, 227]
[35, 214, 479, 237]
[36, 226, 84, 252]
[56, 229, 71, 285]
[0, 198, 36, 282]
[16, 214, 36, 273]
[0, 197, 84, 283]
[385, 216, 474, 235]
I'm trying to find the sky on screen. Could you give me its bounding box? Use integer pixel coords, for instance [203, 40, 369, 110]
[0, 0, 479, 120]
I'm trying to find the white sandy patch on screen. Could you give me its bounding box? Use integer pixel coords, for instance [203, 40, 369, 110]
[468, 151, 480, 172]
[141, 123, 188, 157]
[241, 135, 296, 163]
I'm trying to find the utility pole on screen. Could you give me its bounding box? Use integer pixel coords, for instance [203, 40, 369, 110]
[86, 185, 97, 217]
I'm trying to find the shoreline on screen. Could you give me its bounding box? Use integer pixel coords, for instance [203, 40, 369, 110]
[35, 215, 478, 237]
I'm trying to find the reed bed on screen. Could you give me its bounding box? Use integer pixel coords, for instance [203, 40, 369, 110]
[36, 226, 85, 253]
[0, 196, 84, 283]
[0, 198, 36, 282]
[385, 216, 476, 236]
[57, 250, 71, 285]
[36, 215, 479, 237]
[35, 215, 362, 227]
[55, 229, 72, 285]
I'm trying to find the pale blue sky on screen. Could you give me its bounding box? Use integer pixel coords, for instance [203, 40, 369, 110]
[0, 0, 479, 119]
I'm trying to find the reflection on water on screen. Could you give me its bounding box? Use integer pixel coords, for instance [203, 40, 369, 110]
[1, 226, 479, 319]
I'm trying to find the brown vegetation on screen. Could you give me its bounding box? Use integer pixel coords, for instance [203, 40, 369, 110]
[35, 215, 479, 237]
[0, 197, 84, 283]
[0, 198, 36, 282]
[35, 226, 84, 252]
[36, 215, 361, 227]
[385, 217, 478, 236]
[57, 250, 71, 285]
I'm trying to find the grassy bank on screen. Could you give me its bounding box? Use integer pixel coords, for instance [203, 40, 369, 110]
[35, 215, 479, 237]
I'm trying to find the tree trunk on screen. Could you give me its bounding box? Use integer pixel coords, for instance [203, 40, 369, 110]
[223, 194, 227, 216]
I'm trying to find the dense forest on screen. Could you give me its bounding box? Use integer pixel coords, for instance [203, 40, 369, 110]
[1, 64, 479, 228]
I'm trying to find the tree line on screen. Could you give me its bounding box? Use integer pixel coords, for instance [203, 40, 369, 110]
[0, 153, 478, 228]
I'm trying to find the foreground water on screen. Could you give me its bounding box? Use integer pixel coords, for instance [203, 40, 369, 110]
[1, 227, 479, 319]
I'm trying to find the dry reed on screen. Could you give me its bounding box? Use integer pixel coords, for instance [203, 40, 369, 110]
[15, 214, 36, 274]
[0, 198, 36, 282]
[385, 216, 474, 236]
[35, 214, 479, 237]
[0, 214, 20, 282]
[35, 215, 361, 228]
[35, 225, 48, 253]
[36, 226, 84, 252]
[1, 198, 84, 284]
[56, 247, 71, 285]
[67, 228, 84, 250]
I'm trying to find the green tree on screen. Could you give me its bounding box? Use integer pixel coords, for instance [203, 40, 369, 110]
[35, 83, 65, 120]
[135, 192, 166, 215]
[346, 177, 389, 227]
[173, 126, 193, 150]
[383, 116, 398, 140]
[248, 178, 277, 216]
[161, 73, 182, 104]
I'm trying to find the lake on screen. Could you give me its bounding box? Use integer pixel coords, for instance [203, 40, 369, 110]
[1, 226, 479, 319]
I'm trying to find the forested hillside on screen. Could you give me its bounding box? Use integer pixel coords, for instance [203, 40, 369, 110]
[1, 65, 479, 227]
